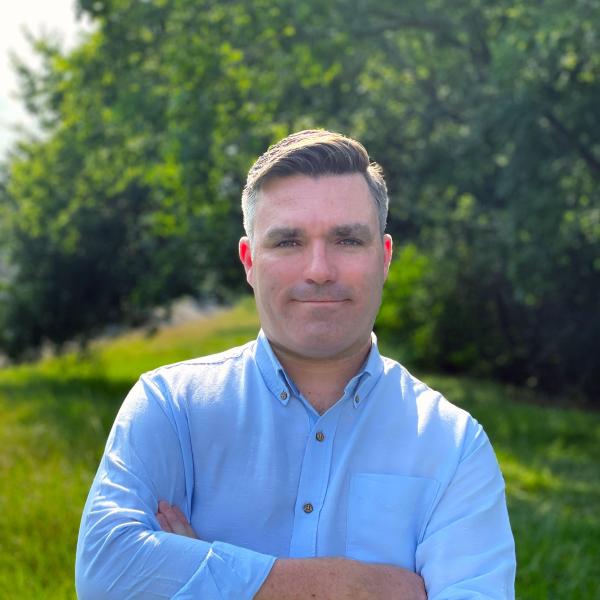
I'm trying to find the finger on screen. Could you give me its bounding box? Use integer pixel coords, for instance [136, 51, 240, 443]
[171, 505, 197, 539]
[157, 500, 179, 532]
[167, 507, 196, 539]
[156, 511, 172, 533]
[171, 505, 189, 525]
[160, 502, 195, 538]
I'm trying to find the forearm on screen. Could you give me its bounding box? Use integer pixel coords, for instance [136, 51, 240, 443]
[156, 501, 426, 600]
[77, 522, 275, 600]
[76, 389, 276, 600]
[255, 557, 427, 600]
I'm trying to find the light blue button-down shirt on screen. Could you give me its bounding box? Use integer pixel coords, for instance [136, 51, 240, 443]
[76, 331, 515, 599]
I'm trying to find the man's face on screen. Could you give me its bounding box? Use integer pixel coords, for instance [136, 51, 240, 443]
[239, 173, 393, 361]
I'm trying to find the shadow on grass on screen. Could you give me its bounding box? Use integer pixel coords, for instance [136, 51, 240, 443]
[0, 373, 133, 467]
[0, 318, 262, 468]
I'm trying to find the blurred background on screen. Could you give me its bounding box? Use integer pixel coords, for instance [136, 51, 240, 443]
[0, 0, 598, 598]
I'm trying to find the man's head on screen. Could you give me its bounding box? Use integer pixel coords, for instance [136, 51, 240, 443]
[241, 129, 389, 243]
[239, 130, 393, 362]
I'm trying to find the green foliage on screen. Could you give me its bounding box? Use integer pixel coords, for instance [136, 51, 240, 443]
[360, 0, 600, 399]
[0, 0, 598, 399]
[1, 303, 599, 598]
[376, 244, 441, 365]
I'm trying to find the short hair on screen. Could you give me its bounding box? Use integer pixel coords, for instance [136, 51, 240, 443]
[241, 129, 389, 241]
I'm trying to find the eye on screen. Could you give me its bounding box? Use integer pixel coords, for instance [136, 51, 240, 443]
[275, 239, 300, 248]
[338, 238, 363, 246]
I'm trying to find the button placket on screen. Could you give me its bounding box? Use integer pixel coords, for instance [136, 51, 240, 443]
[289, 404, 344, 557]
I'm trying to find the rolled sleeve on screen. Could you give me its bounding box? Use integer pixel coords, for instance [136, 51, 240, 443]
[173, 542, 275, 599]
[75, 377, 276, 599]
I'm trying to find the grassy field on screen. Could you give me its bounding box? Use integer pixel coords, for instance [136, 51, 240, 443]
[0, 299, 598, 598]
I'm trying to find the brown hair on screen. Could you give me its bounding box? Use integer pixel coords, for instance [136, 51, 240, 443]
[241, 129, 389, 240]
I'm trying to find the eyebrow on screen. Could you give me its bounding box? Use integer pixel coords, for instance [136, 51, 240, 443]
[265, 227, 302, 241]
[331, 223, 374, 240]
[264, 223, 375, 242]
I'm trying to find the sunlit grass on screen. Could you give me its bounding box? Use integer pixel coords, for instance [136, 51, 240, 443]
[0, 298, 259, 599]
[0, 299, 598, 598]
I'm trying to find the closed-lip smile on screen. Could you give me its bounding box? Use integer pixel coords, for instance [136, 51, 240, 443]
[293, 299, 349, 303]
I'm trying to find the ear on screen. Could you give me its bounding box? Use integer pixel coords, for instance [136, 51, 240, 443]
[382, 234, 393, 279]
[239, 236, 254, 287]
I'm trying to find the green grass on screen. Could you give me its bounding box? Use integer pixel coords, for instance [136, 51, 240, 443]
[0, 299, 598, 598]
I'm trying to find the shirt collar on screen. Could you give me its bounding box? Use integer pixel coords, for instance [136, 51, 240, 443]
[255, 330, 384, 408]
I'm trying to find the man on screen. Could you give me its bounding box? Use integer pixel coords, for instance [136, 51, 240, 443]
[76, 130, 516, 599]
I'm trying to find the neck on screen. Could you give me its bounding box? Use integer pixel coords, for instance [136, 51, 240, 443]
[269, 338, 372, 414]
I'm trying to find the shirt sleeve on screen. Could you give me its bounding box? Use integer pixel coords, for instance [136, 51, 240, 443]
[415, 421, 516, 599]
[75, 375, 276, 600]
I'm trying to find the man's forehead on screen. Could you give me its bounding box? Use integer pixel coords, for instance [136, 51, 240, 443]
[252, 173, 379, 237]
[256, 174, 374, 216]
[258, 172, 369, 195]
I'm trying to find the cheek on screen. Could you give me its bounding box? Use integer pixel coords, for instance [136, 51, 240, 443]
[346, 256, 385, 281]
[254, 260, 295, 295]
[354, 270, 386, 305]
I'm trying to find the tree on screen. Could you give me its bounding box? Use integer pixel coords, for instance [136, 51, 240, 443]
[370, 0, 600, 399]
[0, 0, 364, 356]
[1, 0, 598, 401]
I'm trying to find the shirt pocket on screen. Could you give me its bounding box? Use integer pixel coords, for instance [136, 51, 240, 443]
[346, 473, 439, 570]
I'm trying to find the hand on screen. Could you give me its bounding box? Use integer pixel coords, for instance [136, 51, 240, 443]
[156, 500, 198, 539]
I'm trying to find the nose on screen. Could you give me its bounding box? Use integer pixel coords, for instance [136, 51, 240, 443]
[304, 241, 336, 285]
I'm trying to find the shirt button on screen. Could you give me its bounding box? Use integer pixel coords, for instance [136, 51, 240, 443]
[315, 431, 325, 442]
[280, 391, 288, 400]
[303, 503, 314, 514]
[354, 393, 360, 404]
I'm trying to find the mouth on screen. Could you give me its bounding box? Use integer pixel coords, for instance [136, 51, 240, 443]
[293, 299, 349, 304]
[289, 286, 352, 304]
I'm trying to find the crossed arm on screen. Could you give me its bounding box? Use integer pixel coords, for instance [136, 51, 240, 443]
[77, 378, 514, 598]
[76, 379, 428, 599]
[157, 501, 427, 600]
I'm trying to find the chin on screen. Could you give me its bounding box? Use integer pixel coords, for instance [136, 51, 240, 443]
[293, 334, 367, 360]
